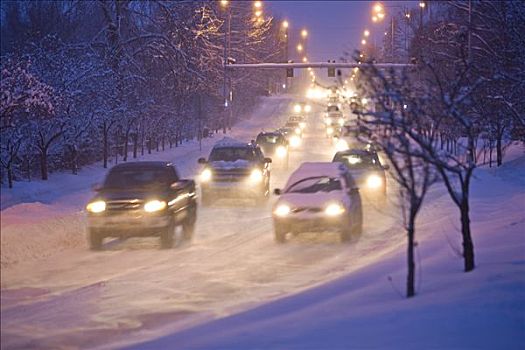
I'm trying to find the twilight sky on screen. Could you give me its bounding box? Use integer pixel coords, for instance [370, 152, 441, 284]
[266, 1, 417, 63]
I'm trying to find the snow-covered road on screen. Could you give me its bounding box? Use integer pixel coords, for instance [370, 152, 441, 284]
[1, 96, 404, 349]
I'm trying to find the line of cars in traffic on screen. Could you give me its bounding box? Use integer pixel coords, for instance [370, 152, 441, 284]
[84, 99, 387, 249]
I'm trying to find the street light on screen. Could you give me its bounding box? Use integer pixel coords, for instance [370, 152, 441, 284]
[220, 0, 228, 7]
[419, 2, 426, 8]
[361, 39, 367, 45]
[254, 1, 262, 9]
[282, 20, 289, 29]
[364, 30, 370, 37]
[301, 29, 308, 38]
[302, 57, 308, 62]
[373, 3, 383, 13]
[255, 10, 262, 17]
[297, 43, 303, 52]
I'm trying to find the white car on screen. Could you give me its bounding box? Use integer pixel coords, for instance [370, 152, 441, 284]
[272, 162, 363, 243]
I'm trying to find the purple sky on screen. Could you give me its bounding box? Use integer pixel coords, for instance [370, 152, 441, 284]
[266, 1, 418, 62]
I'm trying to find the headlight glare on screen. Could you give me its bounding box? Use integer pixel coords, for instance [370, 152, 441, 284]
[338, 118, 345, 126]
[325, 203, 345, 216]
[294, 104, 302, 113]
[294, 127, 301, 135]
[274, 204, 291, 217]
[144, 200, 167, 212]
[200, 168, 212, 182]
[327, 127, 334, 135]
[276, 146, 287, 158]
[250, 169, 264, 183]
[289, 135, 301, 148]
[304, 105, 312, 112]
[87, 200, 106, 213]
[367, 174, 383, 189]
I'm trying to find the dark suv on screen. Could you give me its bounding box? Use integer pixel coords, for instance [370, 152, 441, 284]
[198, 138, 272, 205]
[86, 162, 197, 250]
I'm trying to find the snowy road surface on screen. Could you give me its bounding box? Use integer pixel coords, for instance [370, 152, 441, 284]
[1, 96, 403, 349]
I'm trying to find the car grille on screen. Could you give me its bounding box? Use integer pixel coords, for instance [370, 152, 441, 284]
[106, 199, 143, 211]
[293, 207, 322, 213]
[213, 168, 251, 182]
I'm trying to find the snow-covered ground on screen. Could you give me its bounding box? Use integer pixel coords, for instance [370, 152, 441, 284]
[1, 96, 524, 349]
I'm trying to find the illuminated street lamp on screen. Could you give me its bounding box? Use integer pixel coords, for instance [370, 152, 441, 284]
[361, 39, 367, 45]
[373, 3, 383, 13]
[297, 43, 303, 52]
[372, 16, 378, 22]
[302, 57, 308, 62]
[220, 0, 228, 7]
[301, 29, 308, 38]
[364, 30, 370, 37]
[254, 1, 262, 9]
[419, 2, 426, 8]
[282, 20, 289, 29]
[255, 10, 262, 17]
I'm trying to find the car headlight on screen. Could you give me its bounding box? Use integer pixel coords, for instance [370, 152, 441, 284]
[304, 105, 312, 112]
[338, 118, 345, 126]
[367, 174, 383, 189]
[327, 126, 334, 135]
[87, 200, 106, 213]
[325, 118, 332, 126]
[144, 199, 167, 212]
[276, 146, 287, 158]
[299, 122, 306, 129]
[250, 169, 264, 183]
[289, 135, 301, 148]
[325, 203, 345, 216]
[274, 204, 291, 217]
[335, 139, 349, 152]
[294, 127, 302, 135]
[294, 104, 302, 113]
[200, 168, 212, 182]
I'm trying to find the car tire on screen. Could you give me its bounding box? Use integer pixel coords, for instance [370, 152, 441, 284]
[201, 191, 212, 207]
[88, 228, 103, 251]
[182, 206, 197, 241]
[340, 227, 352, 242]
[160, 223, 175, 249]
[274, 223, 287, 243]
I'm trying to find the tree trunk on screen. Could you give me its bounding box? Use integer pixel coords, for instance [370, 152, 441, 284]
[40, 148, 48, 180]
[7, 165, 13, 189]
[406, 213, 416, 298]
[133, 132, 138, 159]
[147, 138, 152, 154]
[489, 141, 493, 167]
[103, 122, 109, 169]
[460, 199, 475, 272]
[496, 134, 502, 167]
[123, 130, 130, 161]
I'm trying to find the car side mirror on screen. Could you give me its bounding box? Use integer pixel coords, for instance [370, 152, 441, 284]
[273, 188, 281, 195]
[264, 157, 272, 163]
[92, 183, 102, 192]
[198, 157, 207, 164]
[382, 164, 390, 170]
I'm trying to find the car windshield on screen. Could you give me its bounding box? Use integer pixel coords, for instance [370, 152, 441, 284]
[327, 106, 339, 112]
[335, 153, 378, 169]
[285, 122, 299, 128]
[209, 147, 254, 162]
[104, 169, 172, 189]
[286, 176, 342, 194]
[257, 135, 280, 144]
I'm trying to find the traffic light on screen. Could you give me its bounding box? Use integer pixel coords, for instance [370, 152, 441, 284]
[327, 60, 336, 77]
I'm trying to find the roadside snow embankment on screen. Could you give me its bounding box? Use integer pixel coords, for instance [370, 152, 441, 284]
[0, 203, 86, 269]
